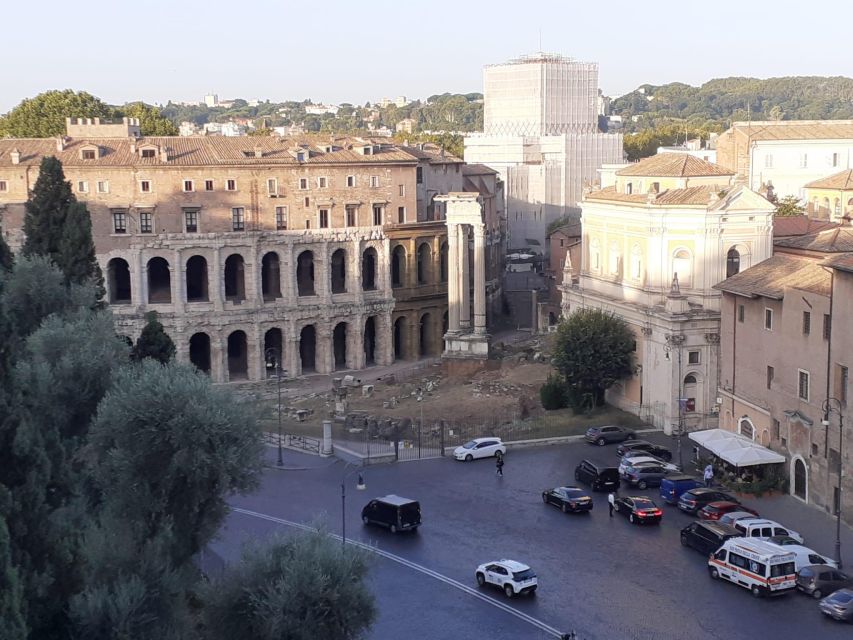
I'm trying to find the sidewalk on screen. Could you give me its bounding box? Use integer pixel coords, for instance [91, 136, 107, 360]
[261, 444, 335, 470]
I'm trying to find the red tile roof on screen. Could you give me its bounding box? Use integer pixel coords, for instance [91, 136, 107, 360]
[804, 169, 853, 190]
[714, 254, 831, 299]
[616, 153, 734, 178]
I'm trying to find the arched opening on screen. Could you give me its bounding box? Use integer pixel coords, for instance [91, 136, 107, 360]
[361, 248, 377, 291]
[263, 328, 283, 372]
[227, 330, 248, 380]
[793, 457, 807, 501]
[299, 325, 316, 373]
[391, 245, 406, 288]
[185, 255, 209, 302]
[393, 316, 406, 361]
[440, 241, 448, 282]
[608, 242, 621, 277]
[835, 198, 842, 218]
[224, 254, 246, 303]
[107, 258, 132, 304]
[738, 417, 755, 441]
[363, 316, 376, 366]
[590, 239, 601, 272]
[673, 249, 692, 288]
[442, 311, 448, 335]
[297, 250, 315, 296]
[419, 313, 432, 357]
[417, 243, 432, 285]
[189, 332, 211, 374]
[726, 248, 741, 278]
[261, 252, 282, 301]
[333, 322, 347, 369]
[330, 249, 347, 294]
[147, 257, 171, 304]
[683, 374, 698, 413]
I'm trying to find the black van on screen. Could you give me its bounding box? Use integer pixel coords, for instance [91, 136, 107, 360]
[680, 521, 742, 555]
[361, 495, 421, 534]
[574, 459, 621, 491]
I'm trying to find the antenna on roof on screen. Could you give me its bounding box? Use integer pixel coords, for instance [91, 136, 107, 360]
[538, 28, 542, 52]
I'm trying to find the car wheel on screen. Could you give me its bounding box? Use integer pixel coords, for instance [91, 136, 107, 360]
[629, 513, 636, 524]
[709, 567, 720, 580]
[542, 493, 549, 503]
[680, 534, 689, 547]
[596, 437, 606, 446]
[465, 454, 473, 462]
[362, 516, 369, 525]
[476, 572, 486, 587]
[504, 584, 514, 598]
[638, 480, 648, 490]
[561, 503, 568, 513]
[751, 585, 762, 598]
[389, 524, 397, 534]
[529, 586, 537, 595]
[812, 589, 823, 600]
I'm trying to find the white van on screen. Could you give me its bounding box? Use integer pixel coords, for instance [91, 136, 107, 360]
[765, 543, 837, 570]
[732, 518, 803, 544]
[709, 539, 797, 597]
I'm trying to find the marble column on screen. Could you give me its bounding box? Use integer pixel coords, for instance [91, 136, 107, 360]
[446, 223, 460, 333]
[212, 246, 224, 311]
[173, 249, 184, 311]
[473, 223, 486, 335]
[458, 224, 471, 331]
[136, 252, 147, 306]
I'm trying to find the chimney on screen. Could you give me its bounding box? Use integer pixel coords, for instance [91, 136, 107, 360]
[254, 145, 263, 158]
[55, 135, 66, 152]
[10, 148, 20, 165]
[129, 137, 137, 154]
[159, 146, 170, 162]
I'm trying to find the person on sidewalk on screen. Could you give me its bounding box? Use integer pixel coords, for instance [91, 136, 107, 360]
[495, 452, 504, 477]
[608, 492, 615, 517]
[703, 463, 714, 488]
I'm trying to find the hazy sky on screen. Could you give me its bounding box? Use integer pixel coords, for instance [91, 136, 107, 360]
[3, 0, 851, 112]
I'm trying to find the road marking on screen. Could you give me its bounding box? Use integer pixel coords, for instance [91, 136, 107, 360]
[232, 507, 569, 639]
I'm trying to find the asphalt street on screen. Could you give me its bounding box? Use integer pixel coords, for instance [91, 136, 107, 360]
[215, 435, 853, 640]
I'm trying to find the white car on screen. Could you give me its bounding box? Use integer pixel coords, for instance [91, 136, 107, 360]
[766, 543, 837, 570]
[475, 559, 537, 598]
[453, 437, 506, 461]
[618, 455, 679, 476]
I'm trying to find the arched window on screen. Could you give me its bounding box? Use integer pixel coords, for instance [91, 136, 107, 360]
[793, 457, 807, 500]
[834, 198, 842, 217]
[609, 242, 621, 277]
[590, 238, 601, 272]
[684, 374, 697, 385]
[673, 249, 692, 288]
[630, 245, 643, 280]
[738, 417, 755, 441]
[726, 247, 741, 278]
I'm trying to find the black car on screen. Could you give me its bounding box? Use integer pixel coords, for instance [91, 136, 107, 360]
[680, 521, 742, 555]
[614, 496, 663, 525]
[616, 440, 673, 461]
[574, 459, 621, 491]
[677, 488, 738, 515]
[584, 425, 635, 446]
[541, 486, 594, 513]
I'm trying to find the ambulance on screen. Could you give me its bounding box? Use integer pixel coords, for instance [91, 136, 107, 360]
[708, 538, 797, 597]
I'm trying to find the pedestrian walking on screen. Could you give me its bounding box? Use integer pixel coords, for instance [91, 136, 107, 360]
[703, 463, 714, 488]
[608, 492, 615, 517]
[495, 452, 504, 477]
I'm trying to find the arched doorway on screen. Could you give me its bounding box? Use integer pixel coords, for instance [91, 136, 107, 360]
[726, 247, 741, 278]
[224, 254, 246, 303]
[261, 252, 282, 301]
[792, 456, 807, 501]
[393, 316, 406, 361]
[419, 313, 431, 357]
[189, 332, 211, 373]
[331, 249, 347, 294]
[417, 243, 432, 285]
[264, 328, 283, 372]
[363, 316, 376, 365]
[108, 258, 132, 304]
[227, 330, 248, 380]
[186, 255, 209, 302]
[391, 245, 406, 288]
[297, 251, 315, 296]
[362, 248, 377, 291]
[147, 257, 171, 303]
[299, 325, 316, 373]
[333, 322, 347, 370]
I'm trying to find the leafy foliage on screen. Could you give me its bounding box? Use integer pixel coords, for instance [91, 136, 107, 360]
[0, 234, 12, 273]
[0, 515, 26, 640]
[0, 90, 113, 138]
[539, 375, 568, 410]
[57, 202, 105, 298]
[131, 311, 176, 364]
[775, 195, 806, 217]
[623, 122, 722, 161]
[22, 157, 75, 262]
[121, 102, 179, 136]
[552, 309, 634, 410]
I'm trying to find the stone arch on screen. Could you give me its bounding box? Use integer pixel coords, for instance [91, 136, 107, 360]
[185, 255, 209, 302]
[227, 330, 248, 380]
[331, 249, 347, 294]
[297, 250, 315, 296]
[264, 328, 283, 372]
[442, 310, 448, 335]
[189, 332, 211, 374]
[393, 316, 407, 361]
[147, 256, 171, 304]
[107, 257, 132, 304]
[440, 241, 448, 282]
[417, 242, 432, 285]
[419, 312, 432, 357]
[792, 455, 808, 501]
[361, 247, 377, 291]
[363, 316, 377, 366]
[299, 324, 317, 373]
[224, 254, 246, 303]
[391, 245, 406, 288]
[738, 416, 755, 441]
[261, 252, 282, 300]
[672, 248, 693, 288]
[333, 322, 348, 369]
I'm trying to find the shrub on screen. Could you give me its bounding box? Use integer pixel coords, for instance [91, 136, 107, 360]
[540, 375, 567, 410]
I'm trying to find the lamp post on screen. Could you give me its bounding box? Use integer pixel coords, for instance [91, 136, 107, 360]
[264, 347, 286, 468]
[341, 464, 366, 548]
[822, 397, 844, 569]
[416, 386, 424, 458]
[664, 334, 686, 470]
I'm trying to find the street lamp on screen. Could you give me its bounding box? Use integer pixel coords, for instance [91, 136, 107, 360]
[416, 386, 424, 458]
[341, 463, 366, 548]
[264, 347, 286, 468]
[664, 334, 686, 470]
[822, 397, 844, 569]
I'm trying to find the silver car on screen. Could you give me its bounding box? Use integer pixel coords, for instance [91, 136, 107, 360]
[819, 587, 853, 622]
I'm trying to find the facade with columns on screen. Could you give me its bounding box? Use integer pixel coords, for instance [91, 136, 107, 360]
[560, 154, 775, 433]
[0, 121, 486, 382]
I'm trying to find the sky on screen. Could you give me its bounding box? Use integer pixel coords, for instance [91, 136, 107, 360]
[3, 0, 852, 113]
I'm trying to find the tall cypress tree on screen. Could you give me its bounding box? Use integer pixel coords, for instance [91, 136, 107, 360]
[130, 311, 176, 364]
[0, 233, 12, 273]
[57, 202, 104, 300]
[0, 514, 27, 640]
[22, 157, 74, 263]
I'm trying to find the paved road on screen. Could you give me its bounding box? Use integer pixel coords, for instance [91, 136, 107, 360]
[216, 437, 853, 639]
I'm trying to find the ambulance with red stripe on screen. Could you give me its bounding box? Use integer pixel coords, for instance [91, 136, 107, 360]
[708, 538, 797, 597]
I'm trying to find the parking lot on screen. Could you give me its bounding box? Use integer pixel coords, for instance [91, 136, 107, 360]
[216, 434, 853, 640]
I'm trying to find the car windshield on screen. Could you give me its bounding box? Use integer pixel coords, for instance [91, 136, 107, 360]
[831, 592, 853, 604]
[462, 441, 477, 449]
[513, 569, 536, 581]
[563, 489, 586, 499]
[770, 562, 796, 578]
[633, 498, 655, 509]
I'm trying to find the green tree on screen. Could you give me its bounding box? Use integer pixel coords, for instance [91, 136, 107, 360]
[552, 309, 634, 410]
[57, 202, 104, 299]
[22, 157, 75, 263]
[202, 530, 376, 640]
[0, 515, 26, 640]
[775, 195, 806, 217]
[0, 90, 114, 138]
[119, 102, 179, 136]
[131, 311, 176, 364]
[0, 233, 12, 273]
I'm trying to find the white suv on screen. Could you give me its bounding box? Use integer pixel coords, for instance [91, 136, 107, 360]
[475, 559, 538, 598]
[454, 437, 506, 461]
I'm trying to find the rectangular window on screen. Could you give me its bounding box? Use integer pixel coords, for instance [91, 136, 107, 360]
[800, 153, 808, 168]
[140, 180, 151, 193]
[738, 304, 745, 323]
[226, 179, 236, 191]
[798, 370, 810, 402]
[370, 175, 379, 188]
[139, 210, 153, 234]
[183, 179, 194, 192]
[184, 209, 199, 233]
[824, 314, 832, 340]
[346, 175, 355, 187]
[833, 152, 839, 168]
[303, 196, 310, 208]
[345, 205, 357, 227]
[204, 179, 214, 191]
[0, 180, 7, 192]
[688, 350, 700, 365]
[373, 205, 383, 225]
[765, 308, 773, 331]
[77, 181, 88, 193]
[765, 154, 773, 169]
[803, 311, 811, 335]
[398, 184, 405, 197]
[304, 219, 311, 229]
[231, 207, 245, 231]
[267, 178, 277, 195]
[416, 166, 423, 184]
[141, 148, 156, 159]
[767, 365, 774, 390]
[318, 209, 329, 228]
[839, 365, 849, 405]
[275, 206, 288, 230]
[317, 177, 327, 188]
[97, 180, 109, 194]
[82, 149, 96, 160]
[398, 206, 405, 223]
[773, 418, 780, 441]
[299, 178, 308, 190]
[111, 210, 127, 234]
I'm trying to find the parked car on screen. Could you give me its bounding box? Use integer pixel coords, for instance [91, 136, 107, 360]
[798, 565, 852, 599]
[541, 486, 593, 513]
[613, 496, 663, 525]
[574, 459, 621, 491]
[678, 488, 738, 515]
[618, 455, 678, 476]
[616, 440, 673, 461]
[453, 437, 505, 461]
[361, 495, 421, 534]
[475, 560, 538, 598]
[718, 511, 762, 527]
[624, 464, 671, 489]
[732, 518, 804, 544]
[767, 544, 836, 570]
[819, 588, 853, 621]
[659, 474, 703, 505]
[681, 521, 743, 555]
[585, 425, 635, 446]
[767, 535, 803, 547]
[709, 539, 797, 597]
[698, 501, 759, 521]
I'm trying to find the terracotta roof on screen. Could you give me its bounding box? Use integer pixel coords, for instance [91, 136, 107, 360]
[729, 120, 853, 141]
[616, 153, 734, 178]
[586, 184, 723, 206]
[714, 254, 831, 299]
[462, 163, 499, 175]
[547, 221, 582, 238]
[773, 215, 839, 237]
[823, 253, 853, 273]
[773, 225, 853, 253]
[804, 169, 853, 190]
[397, 143, 463, 164]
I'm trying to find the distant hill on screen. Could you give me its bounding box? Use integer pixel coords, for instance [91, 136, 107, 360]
[611, 76, 853, 131]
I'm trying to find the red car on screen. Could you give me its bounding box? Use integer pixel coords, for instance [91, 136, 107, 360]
[697, 501, 758, 521]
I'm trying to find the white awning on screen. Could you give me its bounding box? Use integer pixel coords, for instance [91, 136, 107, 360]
[688, 428, 786, 467]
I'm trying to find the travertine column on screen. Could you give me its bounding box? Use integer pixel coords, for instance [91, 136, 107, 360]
[317, 324, 333, 374]
[458, 224, 471, 331]
[473, 223, 486, 335]
[349, 315, 365, 370]
[446, 223, 460, 332]
[285, 329, 301, 378]
[173, 249, 184, 309]
[136, 251, 147, 306]
[211, 333, 226, 383]
[212, 246, 224, 310]
[378, 312, 394, 365]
